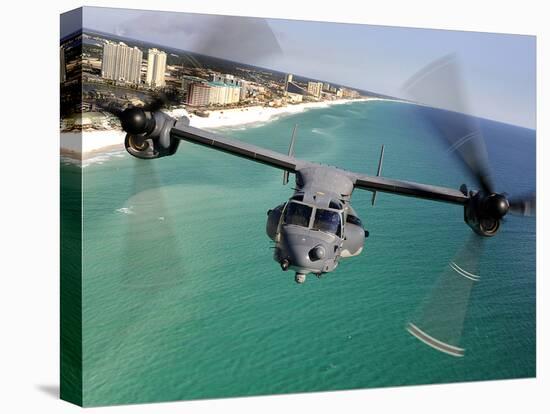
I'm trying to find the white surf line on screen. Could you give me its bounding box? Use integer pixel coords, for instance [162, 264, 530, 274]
[449, 261, 480, 282]
[407, 323, 465, 358]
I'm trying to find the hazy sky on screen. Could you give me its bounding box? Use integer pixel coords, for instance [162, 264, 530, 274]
[68, 6, 536, 129]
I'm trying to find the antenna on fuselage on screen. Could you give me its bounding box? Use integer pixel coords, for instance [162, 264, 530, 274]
[283, 124, 298, 185]
[371, 145, 385, 206]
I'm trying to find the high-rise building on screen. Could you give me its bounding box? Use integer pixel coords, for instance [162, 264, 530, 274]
[340, 88, 360, 98]
[208, 82, 241, 106]
[227, 85, 241, 104]
[181, 75, 206, 95]
[323, 82, 331, 91]
[284, 74, 293, 93]
[60, 46, 66, 83]
[307, 81, 323, 98]
[239, 80, 250, 100]
[187, 83, 211, 106]
[146, 48, 167, 88]
[208, 82, 226, 106]
[223, 75, 248, 100]
[101, 42, 143, 84]
[185, 73, 245, 106]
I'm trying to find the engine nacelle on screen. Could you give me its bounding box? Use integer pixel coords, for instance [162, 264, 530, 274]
[464, 191, 509, 237]
[122, 108, 186, 159]
[341, 215, 365, 257]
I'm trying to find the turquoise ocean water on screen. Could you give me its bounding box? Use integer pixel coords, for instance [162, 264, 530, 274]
[66, 100, 535, 406]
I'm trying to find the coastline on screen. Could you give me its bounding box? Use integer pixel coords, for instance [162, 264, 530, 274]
[166, 97, 389, 130]
[61, 97, 399, 162]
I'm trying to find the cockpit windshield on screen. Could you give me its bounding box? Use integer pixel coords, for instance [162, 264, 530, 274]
[312, 209, 342, 236]
[283, 202, 312, 228]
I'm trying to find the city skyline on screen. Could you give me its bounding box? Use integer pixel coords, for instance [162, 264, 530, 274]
[68, 6, 536, 129]
[73, 31, 363, 113]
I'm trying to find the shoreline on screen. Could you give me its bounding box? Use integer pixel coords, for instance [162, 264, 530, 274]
[166, 97, 389, 130]
[61, 97, 400, 161]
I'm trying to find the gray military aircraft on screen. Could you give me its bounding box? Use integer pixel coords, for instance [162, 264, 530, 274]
[102, 56, 535, 357]
[116, 105, 532, 285]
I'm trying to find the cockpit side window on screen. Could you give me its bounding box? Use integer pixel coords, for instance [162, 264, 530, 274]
[283, 202, 312, 228]
[346, 215, 363, 227]
[312, 209, 342, 237]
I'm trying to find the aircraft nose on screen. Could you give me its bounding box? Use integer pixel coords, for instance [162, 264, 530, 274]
[276, 226, 331, 274]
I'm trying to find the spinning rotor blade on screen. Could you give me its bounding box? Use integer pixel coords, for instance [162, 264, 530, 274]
[96, 89, 180, 118]
[403, 55, 534, 355]
[407, 235, 484, 357]
[86, 15, 284, 366]
[403, 54, 494, 194]
[105, 16, 281, 287]
[509, 193, 536, 217]
[143, 89, 181, 112]
[120, 159, 185, 289]
[192, 15, 282, 64]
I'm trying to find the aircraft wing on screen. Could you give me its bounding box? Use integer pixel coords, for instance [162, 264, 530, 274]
[170, 124, 468, 205]
[171, 125, 301, 172]
[352, 173, 469, 205]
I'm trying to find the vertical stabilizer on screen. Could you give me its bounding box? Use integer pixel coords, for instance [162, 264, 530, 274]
[371, 145, 385, 206]
[283, 124, 298, 185]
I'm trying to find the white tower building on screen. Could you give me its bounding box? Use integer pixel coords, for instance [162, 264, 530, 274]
[145, 48, 167, 88]
[101, 42, 143, 84]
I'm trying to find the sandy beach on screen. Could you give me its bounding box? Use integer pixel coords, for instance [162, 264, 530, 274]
[166, 97, 382, 129]
[61, 97, 396, 161]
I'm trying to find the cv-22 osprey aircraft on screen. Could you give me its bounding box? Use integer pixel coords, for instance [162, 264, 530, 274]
[101, 56, 535, 358]
[111, 102, 533, 286]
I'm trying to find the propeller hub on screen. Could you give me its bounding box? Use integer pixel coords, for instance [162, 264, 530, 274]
[120, 107, 155, 136]
[483, 193, 509, 220]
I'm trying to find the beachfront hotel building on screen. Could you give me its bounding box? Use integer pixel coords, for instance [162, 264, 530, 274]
[307, 81, 323, 98]
[101, 41, 143, 84]
[208, 82, 241, 106]
[145, 48, 167, 88]
[340, 88, 360, 98]
[287, 92, 303, 103]
[186, 80, 242, 107]
[211, 73, 249, 99]
[181, 75, 205, 95]
[187, 83, 211, 106]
